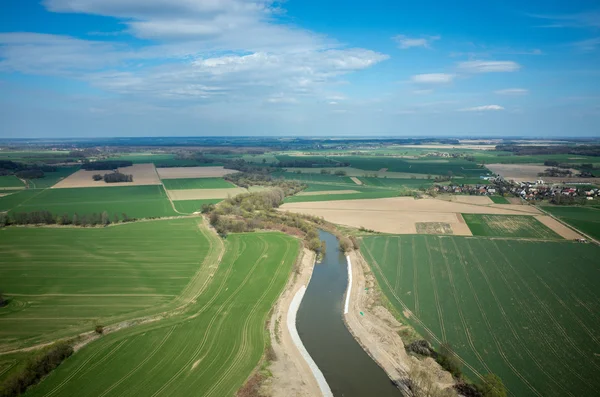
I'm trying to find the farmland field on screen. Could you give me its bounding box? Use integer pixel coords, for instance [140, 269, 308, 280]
[0, 175, 24, 189]
[462, 214, 562, 239]
[542, 206, 600, 241]
[272, 171, 354, 184]
[25, 232, 298, 397]
[162, 177, 236, 190]
[489, 195, 510, 204]
[285, 187, 400, 203]
[6, 185, 177, 219]
[173, 199, 222, 214]
[0, 218, 216, 349]
[361, 235, 600, 397]
[357, 177, 434, 188]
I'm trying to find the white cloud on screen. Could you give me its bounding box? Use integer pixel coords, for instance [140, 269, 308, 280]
[411, 73, 454, 84]
[572, 37, 600, 52]
[529, 11, 600, 29]
[459, 105, 504, 112]
[413, 89, 433, 95]
[458, 60, 520, 73]
[494, 88, 529, 95]
[393, 35, 440, 49]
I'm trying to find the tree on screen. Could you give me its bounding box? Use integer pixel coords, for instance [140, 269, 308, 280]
[407, 367, 458, 397]
[72, 213, 79, 226]
[92, 174, 103, 181]
[0, 213, 7, 228]
[95, 325, 104, 334]
[436, 342, 462, 378]
[0, 291, 6, 307]
[262, 158, 266, 164]
[101, 211, 110, 226]
[477, 374, 507, 397]
[113, 213, 119, 224]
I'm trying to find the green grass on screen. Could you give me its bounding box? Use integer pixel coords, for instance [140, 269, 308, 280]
[109, 153, 224, 167]
[272, 171, 354, 184]
[303, 183, 360, 192]
[285, 188, 402, 203]
[6, 185, 177, 219]
[462, 214, 563, 239]
[162, 178, 236, 190]
[357, 177, 434, 188]
[25, 232, 298, 397]
[361, 235, 600, 397]
[489, 195, 510, 204]
[0, 175, 25, 189]
[0, 218, 214, 349]
[173, 199, 222, 214]
[26, 167, 79, 189]
[542, 206, 600, 241]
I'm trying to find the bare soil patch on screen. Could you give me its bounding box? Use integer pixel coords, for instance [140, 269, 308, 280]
[280, 197, 539, 235]
[415, 222, 453, 234]
[486, 163, 581, 182]
[296, 190, 360, 196]
[262, 249, 322, 397]
[168, 188, 248, 200]
[451, 195, 493, 205]
[156, 166, 236, 179]
[52, 164, 160, 188]
[349, 177, 362, 185]
[379, 168, 388, 172]
[534, 215, 583, 240]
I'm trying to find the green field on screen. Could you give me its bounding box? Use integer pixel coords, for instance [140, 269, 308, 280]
[173, 199, 222, 214]
[0, 175, 25, 189]
[462, 214, 562, 239]
[542, 206, 600, 241]
[361, 235, 600, 397]
[109, 154, 224, 167]
[0, 218, 215, 349]
[24, 232, 298, 397]
[272, 171, 354, 184]
[303, 182, 359, 192]
[285, 187, 401, 203]
[162, 177, 236, 190]
[489, 195, 510, 204]
[357, 177, 434, 188]
[5, 185, 177, 219]
[26, 167, 79, 189]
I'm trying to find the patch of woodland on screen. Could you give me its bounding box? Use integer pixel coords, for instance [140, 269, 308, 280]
[224, 172, 306, 196]
[496, 144, 600, 157]
[1, 211, 134, 227]
[92, 172, 133, 183]
[0, 342, 73, 397]
[0, 160, 57, 179]
[404, 341, 507, 397]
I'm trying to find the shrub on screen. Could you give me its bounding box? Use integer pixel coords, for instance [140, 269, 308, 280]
[477, 374, 507, 397]
[436, 342, 462, 378]
[95, 325, 104, 334]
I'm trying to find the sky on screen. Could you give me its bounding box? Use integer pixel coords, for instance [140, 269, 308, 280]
[0, 0, 599, 138]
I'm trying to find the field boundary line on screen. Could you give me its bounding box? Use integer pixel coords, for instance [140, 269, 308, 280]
[536, 206, 600, 245]
[425, 238, 446, 341]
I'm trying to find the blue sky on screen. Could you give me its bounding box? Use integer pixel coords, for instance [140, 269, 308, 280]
[0, 0, 599, 138]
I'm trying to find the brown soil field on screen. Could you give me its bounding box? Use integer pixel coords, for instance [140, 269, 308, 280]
[350, 177, 363, 185]
[486, 163, 580, 182]
[280, 197, 541, 235]
[448, 195, 493, 205]
[52, 164, 160, 188]
[296, 190, 360, 196]
[168, 188, 247, 200]
[534, 215, 583, 240]
[156, 166, 236, 179]
[279, 167, 433, 179]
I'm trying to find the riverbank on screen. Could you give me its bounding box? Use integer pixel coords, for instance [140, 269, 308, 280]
[344, 250, 455, 392]
[262, 248, 323, 397]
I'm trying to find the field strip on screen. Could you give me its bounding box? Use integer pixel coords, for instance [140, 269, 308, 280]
[360, 242, 486, 383]
[492, 240, 600, 361]
[536, 206, 599, 244]
[149, 237, 267, 396]
[203, 237, 294, 397]
[483, 240, 590, 391]
[288, 286, 333, 397]
[297, 190, 360, 196]
[464, 240, 552, 396]
[155, 166, 185, 215]
[394, 238, 402, 294]
[350, 177, 362, 185]
[411, 238, 419, 316]
[425, 238, 446, 341]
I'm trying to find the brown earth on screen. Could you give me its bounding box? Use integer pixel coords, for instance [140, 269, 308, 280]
[486, 164, 582, 182]
[450, 195, 493, 205]
[534, 215, 583, 240]
[156, 166, 237, 179]
[350, 177, 363, 185]
[296, 190, 360, 196]
[167, 188, 248, 200]
[344, 251, 455, 393]
[262, 249, 322, 397]
[52, 164, 161, 188]
[280, 197, 540, 235]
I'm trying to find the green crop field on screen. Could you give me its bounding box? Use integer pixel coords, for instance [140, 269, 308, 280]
[173, 199, 222, 214]
[462, 214, 562, 239]
[489, 195, 510, 204]
[357, 177, 434, 188]
[109, 153, 224, 167]
[285, 187, 401, 203]
[303, 183, 359, 192]
[26, 167, 80, 189]
[0, 218, 215, 350]
[542, 206, 600, 241]
[361, 235, 600, 397]
[5, 185, 177, 219]
[0, 175, 25, 189]
[272, 171, 354, 184]
[162, 177, 236, 190]
[25, 232, 298, 397]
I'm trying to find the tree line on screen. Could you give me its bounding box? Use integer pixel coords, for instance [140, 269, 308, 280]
[93, 172, 134, 183]
[81, 160, 133, 170]
[0, 211, 134, 227]
[0, 160, 57, 179]
[0, 342, 73, 397]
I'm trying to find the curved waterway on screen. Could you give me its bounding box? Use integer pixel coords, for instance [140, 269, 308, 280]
[296, 230, 403, 396]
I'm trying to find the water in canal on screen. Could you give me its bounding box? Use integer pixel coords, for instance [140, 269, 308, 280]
[296, 230, 403, 397]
